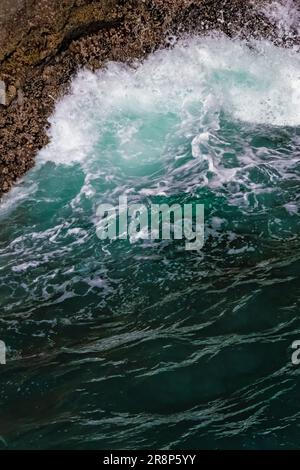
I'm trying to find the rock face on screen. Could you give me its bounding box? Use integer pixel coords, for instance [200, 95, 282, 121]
[0, 0, 298, 196]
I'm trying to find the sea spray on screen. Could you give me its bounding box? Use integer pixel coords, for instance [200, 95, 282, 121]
[0, 34, 300, 449]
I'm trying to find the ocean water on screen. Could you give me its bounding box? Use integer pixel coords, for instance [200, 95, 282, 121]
[1, 33, 300, 449]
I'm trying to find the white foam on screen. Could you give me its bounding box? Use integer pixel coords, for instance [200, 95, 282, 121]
[261, 0, 300, 38]
[283, 202, 299, 215]
[0, 182, 37, 218]
[39, 35, 300, 169]
[3, 34, 300, 214]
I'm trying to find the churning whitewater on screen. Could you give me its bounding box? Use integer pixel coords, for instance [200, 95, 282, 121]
[1, 34, 300, 449]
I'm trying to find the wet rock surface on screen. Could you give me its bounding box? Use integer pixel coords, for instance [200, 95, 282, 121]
[0, 0, 299, 195]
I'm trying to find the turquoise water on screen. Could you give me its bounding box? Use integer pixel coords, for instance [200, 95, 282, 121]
[1, 35, 300, 449]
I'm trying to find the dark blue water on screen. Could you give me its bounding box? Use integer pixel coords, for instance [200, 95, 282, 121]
[1, 36, 300, 449]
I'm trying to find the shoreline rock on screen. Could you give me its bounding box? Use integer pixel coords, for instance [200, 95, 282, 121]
[0, 0, 299, 196]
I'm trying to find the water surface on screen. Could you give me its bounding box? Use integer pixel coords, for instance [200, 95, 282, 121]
[1, 35, 300, 449]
